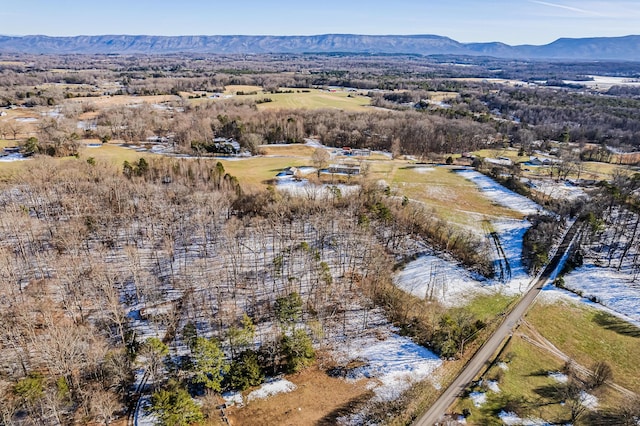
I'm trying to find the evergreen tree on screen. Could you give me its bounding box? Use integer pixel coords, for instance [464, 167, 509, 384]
[226, 350, 264, 391]
[281, 329, 315, 373]
[191, 337, 228, 392]
[150, 381, 204, 426]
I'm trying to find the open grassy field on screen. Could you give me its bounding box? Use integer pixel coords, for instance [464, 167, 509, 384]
[428, 91, 460, 102]
[214, 85, 372, 111]
[256, 90, 371, 111]
[224, 85, 263, 94]
[219, 156, 308, 187]
[474, 147, 526, 163]
[77, 142, 147, 165]
[390, 164, 524, 228]
[527, 300, 640, 393]
[454, 298, 640, 424]
[580, 161, 632, 180]
[464, 293, 517, 322]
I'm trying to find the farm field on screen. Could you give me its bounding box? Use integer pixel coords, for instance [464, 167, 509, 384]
[391, 165, 525, 227]
[453, 294, 640, 425]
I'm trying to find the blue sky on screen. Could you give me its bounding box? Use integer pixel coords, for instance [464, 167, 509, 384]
[2, 0, 639, 45]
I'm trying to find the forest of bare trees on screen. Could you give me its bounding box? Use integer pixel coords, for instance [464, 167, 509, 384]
[0, 155, 494, 424]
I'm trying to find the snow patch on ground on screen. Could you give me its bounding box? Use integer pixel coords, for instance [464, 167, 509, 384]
[486, 380, 501, 393]
[540, 284, 640, 329]
[469, 391, 487, 407]
[548, 372, 569, 383]
[0, 153, 29, 162]
[134, 396, 156, 426]
[580, 390, 598, 410]
[412, 167, 436, 173]
[499, 411, 523, 425]
[498, 411, 549, 425]
[330, 329, 442, 402]
[498, 362, 509, 371]
[247, 378, 297, 401]
[222, 390, 244, 406]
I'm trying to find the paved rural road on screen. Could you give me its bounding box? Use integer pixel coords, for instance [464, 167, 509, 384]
[413, 221, 582, 426]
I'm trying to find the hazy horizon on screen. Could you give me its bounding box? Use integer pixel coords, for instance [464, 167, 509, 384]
[0, 32, 638, 47]
[2, 0, 640, 45]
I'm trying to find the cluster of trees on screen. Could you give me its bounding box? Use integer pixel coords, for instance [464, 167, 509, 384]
[576, 171, 640, 275]
[480, 86, 640, 149]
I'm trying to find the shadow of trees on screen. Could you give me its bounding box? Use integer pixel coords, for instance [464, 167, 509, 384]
[592, 311, 640, 338]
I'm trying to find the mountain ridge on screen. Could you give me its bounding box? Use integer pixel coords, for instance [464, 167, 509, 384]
[0, 34, 639, 60]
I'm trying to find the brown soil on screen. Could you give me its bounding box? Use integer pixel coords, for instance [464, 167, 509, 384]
[226, 366, 373, 426]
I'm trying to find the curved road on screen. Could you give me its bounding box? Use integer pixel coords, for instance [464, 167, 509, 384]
[414, 221, 582, 426]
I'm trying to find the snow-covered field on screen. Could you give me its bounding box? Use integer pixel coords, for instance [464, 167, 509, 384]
[395, 171, 541, 306]
[528, 179, 587, 202]
[275, 176, 360, 198]
[561, 265, 640, 324]
[456, 169, 546, 216]
[329, 309, 442, 402]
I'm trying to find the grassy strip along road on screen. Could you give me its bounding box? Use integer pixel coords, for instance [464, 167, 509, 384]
[414, 220, 582, 426]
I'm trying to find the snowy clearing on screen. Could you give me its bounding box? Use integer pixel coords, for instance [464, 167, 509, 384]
[394, 219, 534, 307]
[528, 179, 587, 202]
[275, 176, 360, 198]
[561, 265, 640, 324]
[330, 326, 442, 402]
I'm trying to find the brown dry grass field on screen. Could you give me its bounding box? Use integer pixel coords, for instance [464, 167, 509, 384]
[65, 94, 180, 107]
[226, 366, 372, 426]
[258, 144, 317, 157]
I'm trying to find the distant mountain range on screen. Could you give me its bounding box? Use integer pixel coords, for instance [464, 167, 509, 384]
[0, 34, 639, 60]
